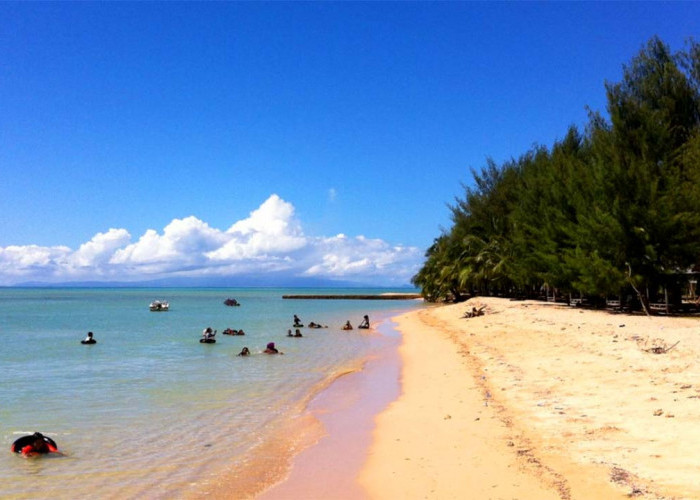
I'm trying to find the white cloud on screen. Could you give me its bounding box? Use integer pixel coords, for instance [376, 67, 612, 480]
[0, 194, 422, 286]
[0, 245, 71, 280]
[112, 217, 226, 268]
[70, 228, 131, 267]
[302, 234, 422, 281]
[208, 194, 306, 260]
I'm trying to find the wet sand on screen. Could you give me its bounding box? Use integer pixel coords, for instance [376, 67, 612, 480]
[258, 321, 402, 500]
[360, 298, 700, 499]
[217, 297, 700, 499]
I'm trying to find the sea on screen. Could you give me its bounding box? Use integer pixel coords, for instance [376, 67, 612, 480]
[0, 287, 423, 499]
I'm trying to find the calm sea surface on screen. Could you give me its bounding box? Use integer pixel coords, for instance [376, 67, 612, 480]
[0, 287, 422, 499]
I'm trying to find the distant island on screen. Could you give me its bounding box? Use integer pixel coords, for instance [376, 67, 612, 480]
[10, 275, 418, 289]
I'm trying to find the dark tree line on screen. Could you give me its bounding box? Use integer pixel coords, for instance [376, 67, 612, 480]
[413, 37, 700, 312]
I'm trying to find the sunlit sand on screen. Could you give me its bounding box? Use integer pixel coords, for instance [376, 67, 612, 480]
[359, 298, 700, 499]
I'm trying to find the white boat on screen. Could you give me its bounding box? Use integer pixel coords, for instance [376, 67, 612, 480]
[149, 300, 169, 312]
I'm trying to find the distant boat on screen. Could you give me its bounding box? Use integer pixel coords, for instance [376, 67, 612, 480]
[223, 298, 240, 307]
[149, 300, 169, 312]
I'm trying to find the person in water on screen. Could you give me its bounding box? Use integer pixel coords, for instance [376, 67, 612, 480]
[264, 342, 281, 354]
[342, 321, 353, 330]
[11, 432, 61, 456]
[81, 331, 97, 344]
[202, 327, 216, 340]
[294, 329, 303, 337]
[358, 315, 370, 329]
[308, 322, 327, 328]
[293, 315, 303, 327]
[237, 347, 251, 356]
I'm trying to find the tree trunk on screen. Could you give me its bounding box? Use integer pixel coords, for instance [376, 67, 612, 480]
[627, 263, 650, 316]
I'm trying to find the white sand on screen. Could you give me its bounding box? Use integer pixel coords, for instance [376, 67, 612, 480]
[359, 298, 700, 499]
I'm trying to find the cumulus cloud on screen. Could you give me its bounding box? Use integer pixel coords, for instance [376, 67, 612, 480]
[207, 194, 306, 260]
[70, 228, 131, 268]
[0, 244, 71, 280]
[0, 195, 422, 286]
[303, 234, 421, 280]
[112, 217, 226, 269]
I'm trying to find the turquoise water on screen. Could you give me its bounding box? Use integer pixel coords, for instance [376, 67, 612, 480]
[0, 287, 422, 499]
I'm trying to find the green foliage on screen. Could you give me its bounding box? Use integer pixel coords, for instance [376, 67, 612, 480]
[415, 37, 700, 305]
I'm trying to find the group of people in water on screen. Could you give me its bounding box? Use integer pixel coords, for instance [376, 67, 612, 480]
[296, 314, 370, 331]
[235, 342, 280, 356]
[342, 315, 370, 330]
[81, 313, 370, 351]
[39, 311, 373, 459]
[80, 312, 371, 351]
[235, 313, 371, 357]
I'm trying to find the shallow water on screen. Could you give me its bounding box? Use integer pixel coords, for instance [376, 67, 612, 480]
[0, 287, 421, 499]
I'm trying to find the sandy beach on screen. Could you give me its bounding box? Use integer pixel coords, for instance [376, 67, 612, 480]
[359, 298, 700, 499]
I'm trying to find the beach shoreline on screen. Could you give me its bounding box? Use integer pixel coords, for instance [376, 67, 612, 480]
[191, 310, 409, 500]
[360, 298, 700, 499]
[257, 318, 402, 500]
[200, 296, 700, 499]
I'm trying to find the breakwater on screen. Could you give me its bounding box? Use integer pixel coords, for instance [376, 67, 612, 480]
[282, 294, 422, 300]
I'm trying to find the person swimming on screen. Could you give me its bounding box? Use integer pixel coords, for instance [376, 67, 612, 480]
[81, 331, 97, 344]
[264, 342, 281, 354]
[237, 347, 251, 356]
[11, 432, 61, 456]
[294, 329, 303, 337]
[358, 315, 370, 329]
[200, 327, 217, 343]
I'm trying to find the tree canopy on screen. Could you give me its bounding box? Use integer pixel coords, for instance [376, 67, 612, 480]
[413, 37, 700, 310]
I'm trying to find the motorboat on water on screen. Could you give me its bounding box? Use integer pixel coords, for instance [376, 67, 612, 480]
[149, 300, 169, 311]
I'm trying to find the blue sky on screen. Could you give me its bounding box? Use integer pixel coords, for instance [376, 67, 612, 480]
[1, 2, 698, 286]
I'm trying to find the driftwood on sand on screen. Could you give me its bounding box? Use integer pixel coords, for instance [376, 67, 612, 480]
[462, 305, 486, 319]
[644, 340, 680, 354]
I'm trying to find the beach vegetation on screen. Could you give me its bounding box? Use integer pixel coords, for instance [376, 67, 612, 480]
[414, 36, 700, 312]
